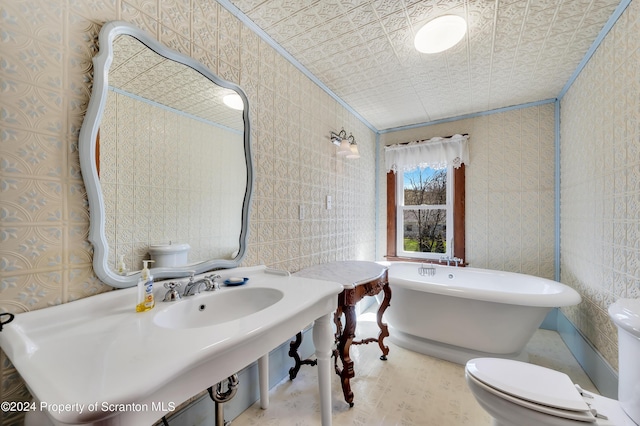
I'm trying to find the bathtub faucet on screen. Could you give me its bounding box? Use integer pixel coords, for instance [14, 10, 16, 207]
[440, 256, 463, 267]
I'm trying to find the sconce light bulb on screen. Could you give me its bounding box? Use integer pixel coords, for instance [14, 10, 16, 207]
[337, 139, 351, 155]
[347, 143, 360, 159]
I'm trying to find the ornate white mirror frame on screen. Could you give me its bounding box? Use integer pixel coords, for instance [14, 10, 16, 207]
[79, 21, 253, 288]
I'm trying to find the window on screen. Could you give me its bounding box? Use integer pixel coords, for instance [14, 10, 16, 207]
[397, 166, 452, 259]
[386, 165, 465, 262]
[384, 134, 468, 262]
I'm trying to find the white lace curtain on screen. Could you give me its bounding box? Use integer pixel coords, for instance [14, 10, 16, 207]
[384, 134, 469, 173]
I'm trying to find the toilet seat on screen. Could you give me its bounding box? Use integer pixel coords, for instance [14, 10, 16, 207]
[466, 358, 597, 423]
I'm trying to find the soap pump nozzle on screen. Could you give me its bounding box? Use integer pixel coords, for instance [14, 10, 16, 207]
[141, 260, 154, 280]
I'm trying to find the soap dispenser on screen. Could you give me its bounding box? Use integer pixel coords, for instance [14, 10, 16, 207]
[117, 254, 128, 276]
[136, 260, 155, 312]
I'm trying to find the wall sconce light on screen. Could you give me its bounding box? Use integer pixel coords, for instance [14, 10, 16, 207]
[330, 129, 360, 159]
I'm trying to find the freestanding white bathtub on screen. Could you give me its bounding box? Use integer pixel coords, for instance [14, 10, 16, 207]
[382, 262, 581, 364]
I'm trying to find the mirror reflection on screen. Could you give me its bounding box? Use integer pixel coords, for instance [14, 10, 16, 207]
[79, 21, 252, 288]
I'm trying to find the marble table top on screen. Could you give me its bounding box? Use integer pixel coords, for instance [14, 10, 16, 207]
[293, 261, 387, 290]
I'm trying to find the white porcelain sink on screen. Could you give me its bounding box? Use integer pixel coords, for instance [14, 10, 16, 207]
[154, 287, 284, 329]
[0, 265, 342, 426]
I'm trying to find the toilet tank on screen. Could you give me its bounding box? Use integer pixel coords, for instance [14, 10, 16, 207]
[608, 298, 640, 424]
[148, 243, 190, 268]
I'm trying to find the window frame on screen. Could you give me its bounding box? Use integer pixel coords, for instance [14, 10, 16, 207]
[387, 165, 465, 263]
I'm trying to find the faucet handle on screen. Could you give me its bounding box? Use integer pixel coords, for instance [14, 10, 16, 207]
[163, 281, 182, 302]
[205, 274, 221, 291]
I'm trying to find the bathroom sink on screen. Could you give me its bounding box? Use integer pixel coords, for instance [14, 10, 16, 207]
[154, 287, 284, 329]
[0, 265, 342, 426]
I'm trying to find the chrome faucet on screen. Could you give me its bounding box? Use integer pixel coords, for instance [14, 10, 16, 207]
[162, 281, 182, 302]
[205, 274, 221, 291]
[183, 273, 211, 296]
[182, 272, 221, 296]
[440, 256, 463, 267]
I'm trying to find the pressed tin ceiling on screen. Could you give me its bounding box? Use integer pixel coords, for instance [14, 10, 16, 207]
[110, 35, 244, 132]
[227, 0, 623, 131]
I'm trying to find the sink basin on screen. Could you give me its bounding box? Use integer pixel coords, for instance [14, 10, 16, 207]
[154, 287, 284, 329]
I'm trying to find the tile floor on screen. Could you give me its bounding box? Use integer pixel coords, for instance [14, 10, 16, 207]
[232, 312, 597, 426]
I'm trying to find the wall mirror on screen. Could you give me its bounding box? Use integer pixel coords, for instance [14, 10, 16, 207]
[79, 21, 252, 288]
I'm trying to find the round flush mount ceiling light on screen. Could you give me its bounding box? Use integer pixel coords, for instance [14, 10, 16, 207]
[414, 15, 467, 54]
[223, 93, 244, 110]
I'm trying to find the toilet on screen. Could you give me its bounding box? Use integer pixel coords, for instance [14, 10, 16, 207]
[465, 298, 640, 426]
[148, 242, 190, 268]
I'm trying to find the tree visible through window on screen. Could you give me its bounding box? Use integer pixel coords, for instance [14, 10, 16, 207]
[397, 166, 452, 259]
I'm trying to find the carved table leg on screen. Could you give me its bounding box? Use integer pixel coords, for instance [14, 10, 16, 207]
[288, 332, 317, 380]
[376, 283, 391, 360]
[336, 304, 357, 407]
[333, 305, 343, 341]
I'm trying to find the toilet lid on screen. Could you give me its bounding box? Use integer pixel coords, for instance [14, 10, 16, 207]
[466, 372, 597, 422]
[466, 358, 592, 412]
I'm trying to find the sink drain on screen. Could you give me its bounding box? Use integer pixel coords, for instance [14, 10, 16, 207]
[199, 304, 206, 311]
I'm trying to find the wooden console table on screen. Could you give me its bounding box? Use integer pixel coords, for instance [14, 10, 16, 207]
[290, 261, 391, 407]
